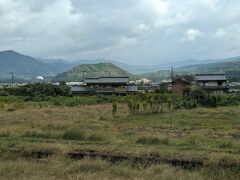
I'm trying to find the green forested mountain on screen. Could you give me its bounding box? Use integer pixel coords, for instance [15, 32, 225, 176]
[53, 63, 135, 82]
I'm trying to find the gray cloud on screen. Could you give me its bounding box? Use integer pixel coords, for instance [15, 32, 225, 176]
[0, 0, 240, 64]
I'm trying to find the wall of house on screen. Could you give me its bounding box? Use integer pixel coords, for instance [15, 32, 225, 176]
[172, 83, 186, 96]
[203, 82, 227, 86]
[71, 84, 138, 95]
[127, 85, 138, 92]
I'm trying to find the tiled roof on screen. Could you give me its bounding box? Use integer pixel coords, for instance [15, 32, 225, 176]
[195, 74, 227, 81]
[85, 77, 129, 84]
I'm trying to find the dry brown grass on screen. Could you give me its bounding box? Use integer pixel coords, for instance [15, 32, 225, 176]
[0, 156, 238, 180]
[0, 104, 240, 179]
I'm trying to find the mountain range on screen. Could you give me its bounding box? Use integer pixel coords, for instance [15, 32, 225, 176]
[37, 55, 240, 74]
[38, 58, 148, 74]
[0, 50, 240, 82]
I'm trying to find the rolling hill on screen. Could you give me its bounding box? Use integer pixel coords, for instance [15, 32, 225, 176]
[140, 58, 240, 82]
[178, 59, 240, 82]
[53, 63, 135, 82]
[178, 59, 240, 74]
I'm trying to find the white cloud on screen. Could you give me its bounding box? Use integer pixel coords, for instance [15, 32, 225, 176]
[0, 0, 240, 64]
[215, 24, 240, 39]
[141, 0, 169, 16]
[198, 0, 220, 9]
[154, 12, 191, 28]
[215, 28, 227, 37]
[136, 24, 150, 31]
[184, 29, 203, 41]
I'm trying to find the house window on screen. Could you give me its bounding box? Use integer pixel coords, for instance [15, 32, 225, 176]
[217, 82, 222, 86]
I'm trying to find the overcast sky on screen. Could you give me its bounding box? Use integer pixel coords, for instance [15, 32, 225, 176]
[0, 0, 240, 64]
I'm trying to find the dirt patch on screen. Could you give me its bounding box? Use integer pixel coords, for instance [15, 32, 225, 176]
[68, 151, 204, 169]
[4, 149, 240, 171]
[67, 150, 239, 170]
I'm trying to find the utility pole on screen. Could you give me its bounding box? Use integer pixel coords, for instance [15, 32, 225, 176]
[81, 71, 86, 82]
[171, 66, 174, 83]
[10, 72, 14, 87]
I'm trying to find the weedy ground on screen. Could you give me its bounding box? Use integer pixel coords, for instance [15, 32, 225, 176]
[0, 103, 239, 179]
[0, 157, 239, 180]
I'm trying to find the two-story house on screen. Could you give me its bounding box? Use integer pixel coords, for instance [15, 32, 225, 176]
[195, 74, 228, 93]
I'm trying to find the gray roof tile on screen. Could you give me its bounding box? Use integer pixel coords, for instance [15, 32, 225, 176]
[195, 74, 227, 81]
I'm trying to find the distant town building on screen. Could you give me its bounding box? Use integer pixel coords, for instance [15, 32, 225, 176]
[228, 82, 240, 93]
[137, 82, 160, 93]
[129, 78, 158, 93]
[135, 78, 152, 85]
[66, 82, 85, 86]
[35, 76, 44, 80]
[195, 74, 228, 93]
[71, 77, 138, 95]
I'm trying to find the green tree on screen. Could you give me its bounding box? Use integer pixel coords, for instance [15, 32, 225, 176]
[160, 82, 169, 94]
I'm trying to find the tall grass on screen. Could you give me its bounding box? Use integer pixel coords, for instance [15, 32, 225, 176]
[22, 130, 55, 139]
[219, 141, 233, 149]
[62, 129, 106, 142]
[0, 157, 238, 180]
[136, 137, 170, 145]
[0, 131, 10, 137]
[0, 103, 239, 179]
[62, 129, 86, 140]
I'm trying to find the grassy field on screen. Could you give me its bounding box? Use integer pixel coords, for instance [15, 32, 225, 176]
[0, 157, 238, 180]
[0, 102, 239, 179]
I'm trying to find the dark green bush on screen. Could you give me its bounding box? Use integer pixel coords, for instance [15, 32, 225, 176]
[186, 85, 240, 107]
[173, 97, 197, 109]
[3, 83, 71, 97]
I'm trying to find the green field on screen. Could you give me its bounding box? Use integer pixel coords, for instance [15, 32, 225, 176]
[0, 99, 240, 179]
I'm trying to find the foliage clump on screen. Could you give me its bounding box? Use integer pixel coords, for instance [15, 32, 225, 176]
[1, 82, 71, 97]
